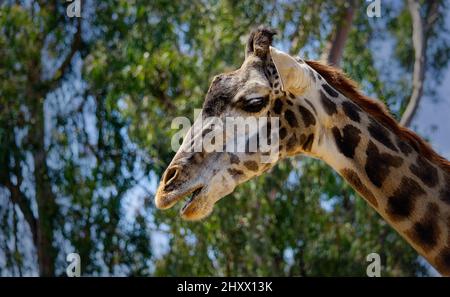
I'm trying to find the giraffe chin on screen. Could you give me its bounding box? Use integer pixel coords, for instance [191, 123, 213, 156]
[179, 183, 236, 221]
[179, 189, 215, 221]
[155, 170, 238, 220]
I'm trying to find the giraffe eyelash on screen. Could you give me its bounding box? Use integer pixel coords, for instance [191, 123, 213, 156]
[240, 95, 269, 113]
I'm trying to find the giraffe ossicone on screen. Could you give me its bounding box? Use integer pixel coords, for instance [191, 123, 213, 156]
[155, 26, 450, 276]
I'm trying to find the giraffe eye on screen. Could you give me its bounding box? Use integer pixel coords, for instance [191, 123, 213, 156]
[241, 96, 269, 113]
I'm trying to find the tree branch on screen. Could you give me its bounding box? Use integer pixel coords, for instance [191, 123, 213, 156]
[400, 0, 438, 127]
[5, 180, 38, 245]
[1, 126, 38, 245]
[11, 151, 38, 245]
[324, 0, 357, 66]
[45, 16, 82, 92]
[425, 0, 439, 32]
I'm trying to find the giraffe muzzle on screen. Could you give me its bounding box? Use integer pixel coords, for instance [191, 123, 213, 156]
[155, 154, 238, 220]
[155, 181, 204, 210]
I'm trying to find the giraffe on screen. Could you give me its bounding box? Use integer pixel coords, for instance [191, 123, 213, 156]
[154, 27, 450, 275]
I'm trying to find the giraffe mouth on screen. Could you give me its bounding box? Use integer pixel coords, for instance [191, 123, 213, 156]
[155, 183, 204, 210]
[180, 186, 204, 214]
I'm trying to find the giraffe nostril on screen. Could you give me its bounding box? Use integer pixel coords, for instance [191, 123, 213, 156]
[163, 166, 180, 187]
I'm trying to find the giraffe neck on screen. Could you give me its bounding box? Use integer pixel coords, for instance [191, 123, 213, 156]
[279, 68, 450, 275]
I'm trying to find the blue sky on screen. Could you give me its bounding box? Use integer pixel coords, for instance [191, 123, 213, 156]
[414, 70, 450, 159]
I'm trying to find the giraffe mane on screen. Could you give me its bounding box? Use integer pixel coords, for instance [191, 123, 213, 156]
[305, 60, 450, 173]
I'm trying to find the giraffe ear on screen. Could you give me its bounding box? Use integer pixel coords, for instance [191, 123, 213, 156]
[269, 46, 311, 94]
[245, 26, 276, 59]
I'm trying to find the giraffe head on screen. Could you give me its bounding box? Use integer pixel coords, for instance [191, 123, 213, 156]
[155, 27, 315, 220]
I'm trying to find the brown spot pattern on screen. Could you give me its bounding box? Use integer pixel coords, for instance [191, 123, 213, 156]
[298, 105, 316, 128]
[244, 160, 259, 171]
[341, 168, 378, 207]
[279, 127, 287, 140]
[410, 155, 439, 188]
[228, 168, 244, 179]
[434, 247, 450, 276]
[406, 203, 441, 252]
[286, 134, 297, 152]
[284, 109, 299, 128]
[302, 134, 314, 152]
[320, 90, 337, 115]
[386, 177, 425, 221]
[397, 140, 413, 155]
[273, 99, 283, 114]
[368, 119, 398, 152]
[440, 173, 450, 205]
[331, 125, 361, 159]
[342, 101, 361, 123]
[322, 84, 338, 97]
[365, 141, 403, 188]
[228, 153, 240, 165]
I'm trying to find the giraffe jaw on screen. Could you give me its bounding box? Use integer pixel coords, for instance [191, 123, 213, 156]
[155, 183, 214, 220]
[155, 172, 237, 221]
[155, 184, 203, 210]
[179, 186, 215, 221]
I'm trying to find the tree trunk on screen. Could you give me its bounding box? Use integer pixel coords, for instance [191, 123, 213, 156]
[321, 0, 357, 66]
[399, 0, 437, 127]
[32, 97, 57, 277]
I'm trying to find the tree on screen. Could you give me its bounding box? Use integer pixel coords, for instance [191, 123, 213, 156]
[400, 0, 441, 127]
